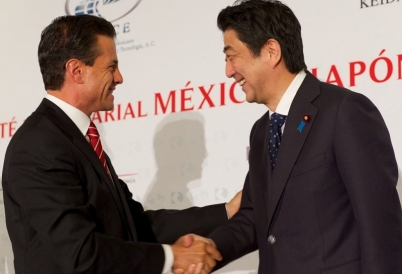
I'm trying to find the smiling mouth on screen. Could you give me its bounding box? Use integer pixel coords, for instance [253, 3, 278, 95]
[238, 79, 246, 86]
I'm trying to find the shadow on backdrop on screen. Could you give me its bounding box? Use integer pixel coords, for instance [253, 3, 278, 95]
[143, 112, 258, 274]
[144, 112, 207, 210]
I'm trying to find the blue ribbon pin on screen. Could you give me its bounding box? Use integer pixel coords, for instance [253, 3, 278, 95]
[297, 121, 306, 132]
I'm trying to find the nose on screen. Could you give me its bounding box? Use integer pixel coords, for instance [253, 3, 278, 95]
[114, 67, 123, 84]
[225, 61, 235, 78]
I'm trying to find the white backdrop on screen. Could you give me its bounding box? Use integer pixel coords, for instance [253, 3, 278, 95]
[1, 0, 401, 273]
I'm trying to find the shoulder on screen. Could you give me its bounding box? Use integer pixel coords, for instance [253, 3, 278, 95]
[313, 79, 375, 113]
[5, 109, 74, 165]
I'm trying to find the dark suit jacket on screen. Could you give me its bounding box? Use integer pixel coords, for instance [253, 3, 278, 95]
[2, 99, 228, 274]
[209, 72, 402, 274]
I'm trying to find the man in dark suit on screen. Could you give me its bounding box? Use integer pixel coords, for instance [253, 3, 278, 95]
[2, 15, 242, 274]
[188, 1, 402, 273]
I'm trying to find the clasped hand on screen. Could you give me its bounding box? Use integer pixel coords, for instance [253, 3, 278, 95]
[171, 234, 221, 274]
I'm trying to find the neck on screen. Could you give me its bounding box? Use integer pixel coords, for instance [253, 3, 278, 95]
[47, 89, 92, 117]
[265, 70, 297, 111]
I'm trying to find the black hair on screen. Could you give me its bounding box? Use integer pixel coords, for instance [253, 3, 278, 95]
[38, 15, 116, 90]
[218, 0, 307, 73]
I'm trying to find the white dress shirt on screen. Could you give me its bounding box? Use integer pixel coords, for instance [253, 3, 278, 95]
[268, 70, 307, 133]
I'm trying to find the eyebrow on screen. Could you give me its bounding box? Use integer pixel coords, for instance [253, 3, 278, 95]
[223, 45, 233, 53]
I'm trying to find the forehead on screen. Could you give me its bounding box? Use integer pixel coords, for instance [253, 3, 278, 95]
[95, 35, 117, 58]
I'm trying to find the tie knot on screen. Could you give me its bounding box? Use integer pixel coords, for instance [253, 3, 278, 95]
[87, 121, 100, 138]
[270, 113, 287, 128]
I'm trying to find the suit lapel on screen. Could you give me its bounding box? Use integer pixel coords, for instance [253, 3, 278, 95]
[41, 99, 136, 239]
[73, 136, 137, 241]
[266, 73, 320, 229]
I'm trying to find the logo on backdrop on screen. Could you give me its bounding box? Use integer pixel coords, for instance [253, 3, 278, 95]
[64, 0, 155, 53]
[360, 0, 400, 8]
[65, 0, 142, 22]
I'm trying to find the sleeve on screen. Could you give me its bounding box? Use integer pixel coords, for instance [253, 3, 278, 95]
[208, 122, 260, 268]
[119, 181, 229, 245]
[208, 173, 258, 269]
[3, 127, 165, 274]
[145, 203, 228, 244]
[334, 92, 402, 273]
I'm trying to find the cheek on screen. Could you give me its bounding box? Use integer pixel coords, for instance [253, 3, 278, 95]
[249, 64, 264, 80]
[237, 61, 251, 76]
[101, 74, 113, 89]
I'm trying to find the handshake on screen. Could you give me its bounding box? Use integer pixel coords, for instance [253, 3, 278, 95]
[171, 234, 220, 274]
[169, 190, 242, 273]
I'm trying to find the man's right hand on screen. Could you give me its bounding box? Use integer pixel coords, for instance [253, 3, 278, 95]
[171, 234, 222, 274]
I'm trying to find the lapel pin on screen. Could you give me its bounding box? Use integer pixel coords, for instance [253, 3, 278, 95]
[297, 114, 311, 132]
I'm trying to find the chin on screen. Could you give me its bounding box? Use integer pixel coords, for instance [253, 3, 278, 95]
[245, 96, 256, 104]
[103, 104, 114, 111]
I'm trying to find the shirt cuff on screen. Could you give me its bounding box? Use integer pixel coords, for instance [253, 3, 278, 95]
[162, 244, 174, 274]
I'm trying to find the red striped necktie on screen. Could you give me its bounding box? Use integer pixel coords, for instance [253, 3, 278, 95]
[87, 121, 108, 172]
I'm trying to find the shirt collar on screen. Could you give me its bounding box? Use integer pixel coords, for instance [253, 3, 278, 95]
[268, 70, 307, 117]
[45, 94, 91, 136]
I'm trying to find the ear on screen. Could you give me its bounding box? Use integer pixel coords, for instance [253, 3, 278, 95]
[65, 59, 85, 84]
[262, 39, 282, 69]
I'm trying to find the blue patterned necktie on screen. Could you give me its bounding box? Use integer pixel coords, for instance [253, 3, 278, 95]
[269, 112, 287, 170]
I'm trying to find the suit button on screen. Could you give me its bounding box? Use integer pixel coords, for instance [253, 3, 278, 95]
[268, 235, 276, 244]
